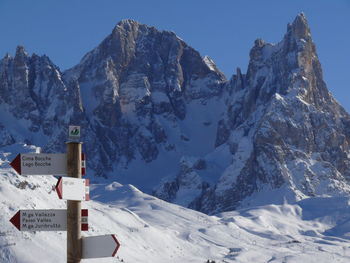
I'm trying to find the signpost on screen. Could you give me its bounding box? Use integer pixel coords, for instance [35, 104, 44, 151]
[56, 177, 90, 201]
[9, 209, 88, 231]
[82, 235, 121, 259]
[67, 141, 83, 263]
[9, 126, 121, 261]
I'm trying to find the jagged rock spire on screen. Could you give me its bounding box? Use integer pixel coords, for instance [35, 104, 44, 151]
[115, 19, 140, 29]
[287, 12, 311, 40]
[14, 45, 29, 67]
[192, 13, 350, 213]
[15, 45, 28, 57]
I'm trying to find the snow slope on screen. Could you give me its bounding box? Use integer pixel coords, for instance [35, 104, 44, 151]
[1, 145, 350, 263]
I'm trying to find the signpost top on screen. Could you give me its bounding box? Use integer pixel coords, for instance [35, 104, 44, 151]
[68, 125, 81, 142]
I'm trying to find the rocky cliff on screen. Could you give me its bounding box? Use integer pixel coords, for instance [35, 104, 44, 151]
[156, 14, 350, 213]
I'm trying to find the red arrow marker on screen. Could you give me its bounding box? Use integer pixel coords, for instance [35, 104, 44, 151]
[9, 154, 21, 175]
[56, 177, 63, 199]
[9, 211, 20, 230]
[111, 235, 121, 257]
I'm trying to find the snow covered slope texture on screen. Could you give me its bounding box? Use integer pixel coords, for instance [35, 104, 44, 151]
[1, 147, 350, 263]
[185, 13, 350, 214]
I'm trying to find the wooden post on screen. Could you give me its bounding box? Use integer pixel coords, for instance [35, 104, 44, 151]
[67, 142, 82, 263]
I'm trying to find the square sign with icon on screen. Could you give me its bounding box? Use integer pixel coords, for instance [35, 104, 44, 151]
[69, 126, 81, 141]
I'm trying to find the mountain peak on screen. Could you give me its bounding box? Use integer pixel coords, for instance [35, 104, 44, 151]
[15, 45, 28, 58]
[3, 52, 11, 60]
[117, 19, 140, 26]
[287, 12, 311, 40]
[113, 19, 141, 34]
[253, 38, 266, 48]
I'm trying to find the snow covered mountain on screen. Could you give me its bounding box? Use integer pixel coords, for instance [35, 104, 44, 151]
[62, 19, 226, 181]
[1, 14, 350, 216]
[0, 46, 81, 146]
[2, 13, 350, 262]
[156, 14, 350, 213]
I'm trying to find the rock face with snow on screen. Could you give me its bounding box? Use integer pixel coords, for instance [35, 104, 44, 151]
[0, 20, 226, 178]
[1, 14, 350, 214]
[0, 46, 82, 146]
[187, 14, 350, 213]
[62, 19, 226, 175]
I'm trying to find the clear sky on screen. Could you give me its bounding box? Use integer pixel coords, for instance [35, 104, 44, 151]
[1, 0, 349, 111]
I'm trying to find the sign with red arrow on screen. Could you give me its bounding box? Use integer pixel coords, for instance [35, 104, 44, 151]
[82, 235, 120, 259]
[56, 177, 90, 201]
[10, 153, 86, 176]
[10, 153, 67, 176]
[9, 209, 88, 231]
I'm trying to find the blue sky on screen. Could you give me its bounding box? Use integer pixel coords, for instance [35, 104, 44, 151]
[1, 0, 349, 111]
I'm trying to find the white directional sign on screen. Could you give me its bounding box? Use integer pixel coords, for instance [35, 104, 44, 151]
[10, 153, 86, 176]
[82, 235, 120, 259]
[10, 153, 67, 175]
[56, 177, 90, 201]
[10, 209, 66, 231]
[10, 209, 88, 231]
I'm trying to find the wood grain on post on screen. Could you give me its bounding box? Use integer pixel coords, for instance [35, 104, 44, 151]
[67, 142, 82, 263]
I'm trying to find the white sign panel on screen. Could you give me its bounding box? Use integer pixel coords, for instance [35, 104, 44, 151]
[14, 209, 66, 231]
[82, 235, 120, 259]
[10, 209, 89, 231]
[10, 153, 67, 175]
[56, 177, 90, 201]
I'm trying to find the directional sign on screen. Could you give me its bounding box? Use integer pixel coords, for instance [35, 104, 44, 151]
[82, 235, 120, 259]
[56, 177, 90, 201]
[9, 209, 88, 231]
[10, 153, 67, 176]
[10, 153, 86, 176]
